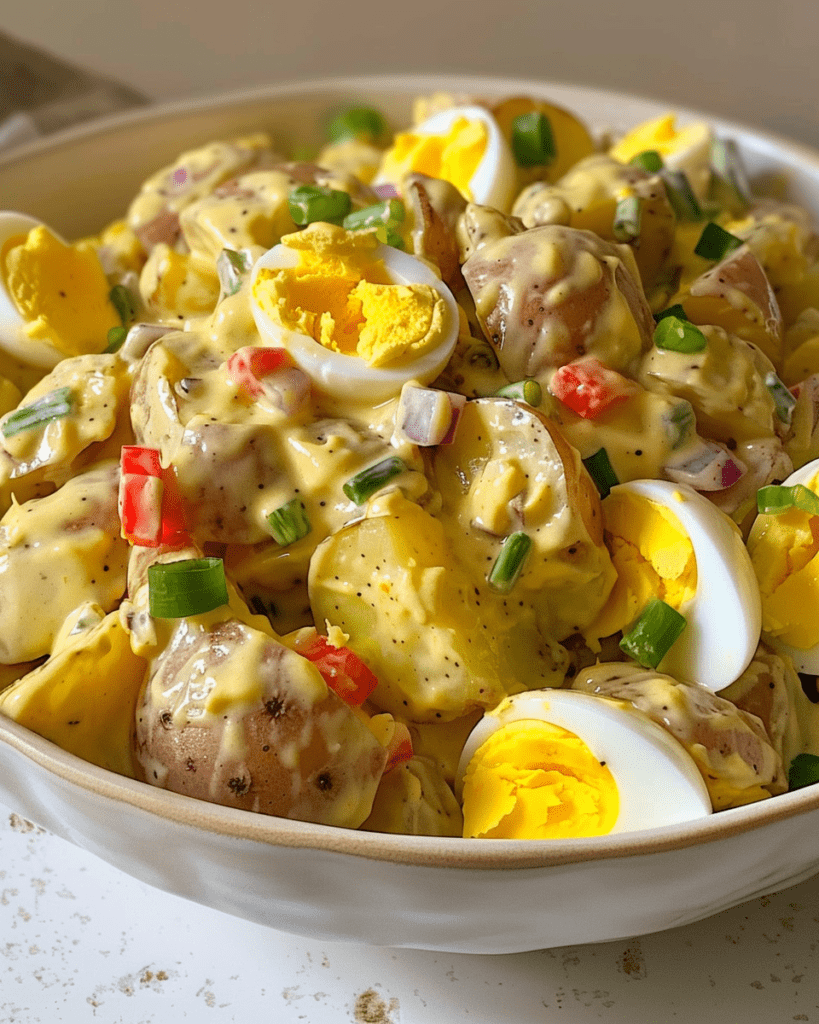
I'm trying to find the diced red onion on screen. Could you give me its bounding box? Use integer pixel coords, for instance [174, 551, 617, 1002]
[395, 384, 466, 446]
[664, 440, 747, 491]
[372, 182, 400, 200]
[258, 366, 311, 417]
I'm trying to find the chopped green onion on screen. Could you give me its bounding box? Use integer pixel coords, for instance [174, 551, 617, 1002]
[148, 557, 229, 618]
[765, 371, 797, 425]
[288, 184, 352, 226]
[693, 221, 743, 261]
[105, 325, 127, 353]
[582, 447, 619, 499]
[2, 386, 73, 438]
[629, 150, 663, 173]
[613, 195, 643, 242]
[788, 752, 819, 790]
[488, 531, 532, 593]
[511, 111, 556, 168]
[343, 199, 405, 231]
[619, 598, 687, 669]
[664, 400, 697, 450]
[327, 106, 387, 144]
[343, 456, 406, 505]
[109, 283, 137, 324]
[660, 169, 703, 221]
[756, 483, 819, 517]
[375, 224, 405, 249]
[267, 497, 311, 546]
[494, 379, 542, 406]
[653, 303, 688, 324]
[709, 138, 751, 215]
[217, 248, 252, 299]
[653, 315, 708, 353]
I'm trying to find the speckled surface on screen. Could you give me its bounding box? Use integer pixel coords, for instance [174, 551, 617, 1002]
[2, 803, 818, 1023]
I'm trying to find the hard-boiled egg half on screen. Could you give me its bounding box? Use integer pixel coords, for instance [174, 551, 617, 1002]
[0, 211, 120, 368]
[609, 113, 713, 202]
[374, 104, 517, 212]
[747, 457, 819, 672]
[584, 479, 761, 691]
[250, 223, 459, 404]
[456, 689, 712, 839]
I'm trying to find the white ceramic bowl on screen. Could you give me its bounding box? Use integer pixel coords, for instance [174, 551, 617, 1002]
[1, 75, 819, 955]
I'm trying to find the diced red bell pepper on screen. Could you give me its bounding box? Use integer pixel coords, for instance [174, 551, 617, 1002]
[226, 346, 294, 399]
[295, 630, 379, 707]
[119, 445, 189, 548]
[550, 358, 637, 419]
[384, 721, 414, 773]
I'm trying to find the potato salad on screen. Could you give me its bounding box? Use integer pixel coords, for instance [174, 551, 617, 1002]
[2, 93, 819, 841]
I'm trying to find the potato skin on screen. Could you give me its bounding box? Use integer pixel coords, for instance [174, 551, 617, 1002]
[462, 224, 655, 380]
[134, 619, 388, 827]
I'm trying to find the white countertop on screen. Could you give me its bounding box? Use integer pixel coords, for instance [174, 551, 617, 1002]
[2, 804, 818, 1023]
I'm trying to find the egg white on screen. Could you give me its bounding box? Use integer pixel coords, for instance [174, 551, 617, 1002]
[608, 479, 761, 692]
[754, 457, 819, 673]
[250, 241, 459, 404]
[456, 689, 712, 834]
[376, 104, 517, 212]
[0, 211, 65, 370]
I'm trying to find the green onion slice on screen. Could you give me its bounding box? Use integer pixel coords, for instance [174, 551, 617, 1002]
[494, 379, 542, 406]
[653, 315, 708, 353]
[343, 199, 405, 231]
[765, 371, 797, 425]
[788, 752, 819, 790]
[582, 447, 619, 499]
[267, 497, 311, 546]
[105, 325, 127, 353]
[653, 303, 688, 324]
[343, 456, 406, 505]
[660, 169, 703, 221]
[664, 400, 697, 450]
[511, 111, 556, 167]
[148, 557, 229, 618]
[488, 532, 532, 593]
[619, 598, 687, 669]
[109, 284, 137, 324]
[613, 195, 643, 242]
[288, 184, 352, 226]
[693, 221, 743, 261]
[2, 386, 73, 438]
[629, 150, 663, 173]
[217, 248, 253, 299]
[756, 483, 819, 517]
[327, 106, 387, 144]
[709, 138, 751, 215]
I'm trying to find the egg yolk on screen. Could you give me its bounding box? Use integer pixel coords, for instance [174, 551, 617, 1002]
[2, 225, 120, 356]
[609, 113, 707, 165]
[585, 490, 697, 642]
[379, 117, 488, 200]
[748, 472, 819, 649]
[253, 224, 447, 367]
[461, 719, 619, 839]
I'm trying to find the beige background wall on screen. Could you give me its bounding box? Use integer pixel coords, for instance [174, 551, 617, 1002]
[2, 0, 818, 148]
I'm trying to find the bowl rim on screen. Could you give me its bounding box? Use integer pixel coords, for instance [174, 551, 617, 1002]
[2, 72, 819, 872]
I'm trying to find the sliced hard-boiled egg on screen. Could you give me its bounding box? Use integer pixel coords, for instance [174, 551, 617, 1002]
[250, 223, 459, 403]
[456, 689, 712, 839]
[609, 113, 713, 202]
[0, 212, 64, 369]
[375, 104, 517, 212]
[0, 211, 120, 367]
[585, 479, 761, 691]
[747, 457, 819, 672]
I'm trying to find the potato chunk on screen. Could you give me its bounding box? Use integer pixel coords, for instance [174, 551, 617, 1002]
[134, 617, 388, 828]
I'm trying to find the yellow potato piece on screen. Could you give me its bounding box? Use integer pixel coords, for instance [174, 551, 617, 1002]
[0, 611, 148, 778]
